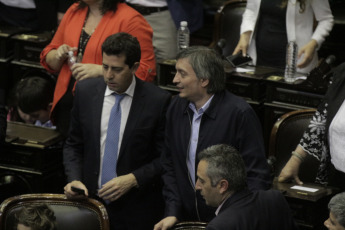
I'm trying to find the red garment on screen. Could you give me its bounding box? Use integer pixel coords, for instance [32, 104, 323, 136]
[40, 3, 156, 115]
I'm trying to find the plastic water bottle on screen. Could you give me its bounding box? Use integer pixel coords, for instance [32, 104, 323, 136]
[177, 21, 190, 52]
[284, 41, 298, 83]
[67, 51, 77, 69]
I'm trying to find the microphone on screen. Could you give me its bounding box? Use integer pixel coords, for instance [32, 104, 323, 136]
[215, 38, 226, 58]
[304, 55, 336, 91]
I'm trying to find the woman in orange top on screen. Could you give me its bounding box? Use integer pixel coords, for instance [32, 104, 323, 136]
[40, 0, 155, 137]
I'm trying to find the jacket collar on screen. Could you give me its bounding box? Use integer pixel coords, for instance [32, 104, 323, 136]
[182, 90, 226, 120]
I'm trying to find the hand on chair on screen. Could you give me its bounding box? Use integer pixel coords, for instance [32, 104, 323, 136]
[64, 181, 89, 198]
[154, 216, 178, 230]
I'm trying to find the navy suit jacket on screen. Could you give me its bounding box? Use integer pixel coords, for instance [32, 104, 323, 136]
[207, 189, 299, 230]
[63, 77, 171, 229]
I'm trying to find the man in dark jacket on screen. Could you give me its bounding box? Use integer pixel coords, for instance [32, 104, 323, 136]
[196, 144, 298, 230]
[154, 46, 272, 230]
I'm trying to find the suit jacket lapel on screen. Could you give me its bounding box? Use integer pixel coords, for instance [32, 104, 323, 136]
[118, 78, 146, 160]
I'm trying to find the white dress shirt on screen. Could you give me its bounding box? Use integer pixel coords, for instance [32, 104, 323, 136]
[329, 99, 345, 173]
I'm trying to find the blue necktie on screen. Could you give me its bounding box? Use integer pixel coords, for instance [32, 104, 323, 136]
[101, 93, 125, 186]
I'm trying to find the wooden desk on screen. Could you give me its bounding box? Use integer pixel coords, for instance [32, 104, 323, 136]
[273, 179, 339, 230]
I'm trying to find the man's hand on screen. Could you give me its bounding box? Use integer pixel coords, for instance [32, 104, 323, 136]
[154, 216, 178, 230]
[98, 173, 138, 202]
[71, 63, 103, 81]
[64, 180, 89, 198]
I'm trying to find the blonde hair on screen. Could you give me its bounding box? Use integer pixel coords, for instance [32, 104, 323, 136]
[281, 0, 306, 13]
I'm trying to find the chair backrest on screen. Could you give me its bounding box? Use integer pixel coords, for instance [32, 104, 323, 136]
[268, 109, 320, 183]
[171, 221, 207, 230]
[210, 0, 247, 57]
[0, 194, 109, 230]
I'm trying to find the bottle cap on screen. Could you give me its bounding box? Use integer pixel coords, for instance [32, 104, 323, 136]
[180, 21, 188, 27]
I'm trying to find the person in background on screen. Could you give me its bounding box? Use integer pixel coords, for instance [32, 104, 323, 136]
[125, 0, 203, 61]
[279, 62, 345, 191]
[0, 0, 73, 31]
[324, 192, 345, 230]
[40, 0, 156, 137]
[196, 144, 298, 230]
[63, 32, 170, 230]
[154, 46, 271, 230]
[15, 76, 55, 128]
[233, 0, 334, 73]
[16, 204, 57, 230]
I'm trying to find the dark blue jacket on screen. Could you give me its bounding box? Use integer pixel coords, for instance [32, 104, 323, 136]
[207, 189, 298, 230]
[161, 90, 272, 222]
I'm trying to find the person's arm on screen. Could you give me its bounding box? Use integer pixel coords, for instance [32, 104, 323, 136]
[236, 107, 272, 191]
[233, 31, 252, 56]
[278, 145, 308, 185]
[233, 0, 257, 56]
[63, 83, 84, 184]
[298, 0, 334, 68]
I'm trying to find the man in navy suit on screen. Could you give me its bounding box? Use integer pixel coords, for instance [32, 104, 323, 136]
[196, 144, 298, 230]
[63, 32, 171, 230]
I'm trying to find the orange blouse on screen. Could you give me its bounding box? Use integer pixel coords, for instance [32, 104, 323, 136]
[40, 3, 156, 115]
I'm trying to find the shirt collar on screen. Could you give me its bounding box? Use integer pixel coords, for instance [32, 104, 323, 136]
[104, 75, 136, 98]
[189, 95, 214, 115]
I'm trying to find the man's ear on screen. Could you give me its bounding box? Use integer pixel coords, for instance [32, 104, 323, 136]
[200, 79, 209, 88]
[218, 179, 229, 194]
[131, 62, 140, 73]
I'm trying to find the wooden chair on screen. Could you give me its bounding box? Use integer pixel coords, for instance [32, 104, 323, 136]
[268, 109, 320, 183]
[0, 194, 109, 230]
[210, 0, 247, 57]
[171, 221, 207, 230]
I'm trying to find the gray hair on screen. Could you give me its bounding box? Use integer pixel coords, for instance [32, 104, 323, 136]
[198, 144, 247, 192]
[328, 192, 345, 227]
[176, 46, 225, 94]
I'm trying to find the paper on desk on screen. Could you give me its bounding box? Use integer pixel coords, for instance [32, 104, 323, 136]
[236, 67, 253, 73]
[290, 185, 319, 193]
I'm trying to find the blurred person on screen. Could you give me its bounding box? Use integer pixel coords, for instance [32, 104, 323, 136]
[126, 0, 203, 60]
[16, 204, 56, 230]
[15, 76, 55, 128]
[324, 192, 345, 230]
[40, 0, 156, 137]
[63, 32, 171, 230]
[233, 0, 334, 73]
[154, 47, 271, 230]
[279, 62, 345, 190]
[196, 144, 298, 230]
[0, 0, 73, 31]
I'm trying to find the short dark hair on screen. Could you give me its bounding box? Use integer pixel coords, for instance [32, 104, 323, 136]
[176, 46, 225, 94]
[328, 192, 345, 227]
[102, 32, 141, 69]
[78, 0, 120, 15]
[16, 76, 55, 114]
[198, 144, 247, 192]
[15, 204, 57, 230]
